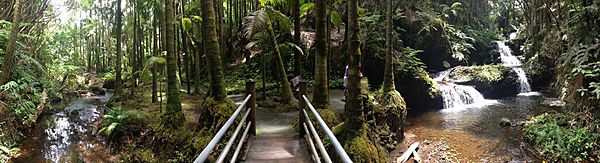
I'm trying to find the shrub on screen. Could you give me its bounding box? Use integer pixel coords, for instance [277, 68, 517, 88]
[523, 113, 600, 162]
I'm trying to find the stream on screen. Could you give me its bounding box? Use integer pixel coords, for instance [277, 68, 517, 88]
[12, 93, 113, 163]
[406, 93, 554, 161]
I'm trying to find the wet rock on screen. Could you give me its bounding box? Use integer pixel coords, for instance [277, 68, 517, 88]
[102, 78, 115, 89]
[451, 65, 520, 98]
[542, 98, 566, 107]
[500, 118, 512, 126]
[90, 85, 105, 95]
[363, 53, 443, 111]
[49, 96, 62, 103]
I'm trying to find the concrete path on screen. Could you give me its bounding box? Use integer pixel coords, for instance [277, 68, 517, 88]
[244, 107, 311, 162]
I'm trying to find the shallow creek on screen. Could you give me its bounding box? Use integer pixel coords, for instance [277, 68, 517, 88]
[13, 93, 112, 163]
[405, 93, 554, 161]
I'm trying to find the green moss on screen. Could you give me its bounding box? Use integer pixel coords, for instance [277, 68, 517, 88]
[453, 65, 507, 84]
[337, 124, 388, 163]
[196, 97, 237, 134]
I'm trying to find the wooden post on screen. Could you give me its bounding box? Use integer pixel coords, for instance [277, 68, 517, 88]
[246, 79, 257, 135]
[298, 80, 307, 136]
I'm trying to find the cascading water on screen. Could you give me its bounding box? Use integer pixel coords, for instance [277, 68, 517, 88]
[434, 69, 493, 111]
[496, 41, 532, 93]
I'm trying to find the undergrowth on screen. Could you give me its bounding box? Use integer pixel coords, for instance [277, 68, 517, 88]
[523, 112, 600, 162]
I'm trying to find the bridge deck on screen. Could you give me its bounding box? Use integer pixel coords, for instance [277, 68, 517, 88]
[241, 104, 312, 163]
[245, 133, 311, 162]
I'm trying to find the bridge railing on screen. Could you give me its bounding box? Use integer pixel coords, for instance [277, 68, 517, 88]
[194, 80, 257, 163]
[298, 81, 353, 163]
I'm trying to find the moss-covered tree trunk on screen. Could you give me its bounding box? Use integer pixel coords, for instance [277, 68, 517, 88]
[377, 0, 407, 145]
[197, 0, 237, 133]
[0, 0, 21, 85]
[161, 0, 186, 129]
[193, 19, 204, 96]
[265, 11, 297, 106]
[313, 0, 329, 109]
[337, 0, 387, 161]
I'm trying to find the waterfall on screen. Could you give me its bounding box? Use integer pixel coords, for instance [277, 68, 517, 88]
[438, 83, 486, 109]
[496, 41, 532, 93]
[434, 69, 494, 111]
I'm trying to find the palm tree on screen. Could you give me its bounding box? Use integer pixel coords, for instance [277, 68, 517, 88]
[292, 0, 302, 77]
[161, 0, 185, 129]
[379, 0, 407, 142]
[313, 0, 329, 109]
[244, 7, 299, 106]
[196, 0, 237, 133]
[337, 0, 387, 161]
[0, 0, 22, 85]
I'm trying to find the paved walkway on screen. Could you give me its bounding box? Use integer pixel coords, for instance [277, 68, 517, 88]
[231, 89, 346, 162]
[244, 107, 311, 162]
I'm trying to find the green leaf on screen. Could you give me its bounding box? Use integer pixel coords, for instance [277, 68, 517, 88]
[300, 3, 315, 17]
[0, 146, 10, 154]
[451, 2, 462, 10]
[330, 11, 342, 28]
[181, 18, 192, 32]
[106, 123, 120, 136]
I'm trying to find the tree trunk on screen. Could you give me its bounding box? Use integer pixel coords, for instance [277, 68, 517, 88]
[293, 0, 302, 77]
[152, 5, 159, 103]
[161, 0, 185, 129]
[382, 0, 395, 92]
[0, 0, 22, 85]
[313, 0, 329, 108]
[266, 12, 296, 104]
[345, 0, 362, 131]
[202, 0, 228, 101]
[112, 0, 124, 101]
[194, 18, 204, 95]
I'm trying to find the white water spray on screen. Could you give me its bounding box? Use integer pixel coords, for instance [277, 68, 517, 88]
[497, 41, 532, 93]
[434, 69, 495, 111]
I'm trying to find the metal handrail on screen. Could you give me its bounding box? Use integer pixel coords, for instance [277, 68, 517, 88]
[230, 122, 252, 163]
[194, 94, 252, 163]
[216, 108, 252, 162]
[303, 123, 321, 163]
[302, 95, 353, 163]
[302, 108, 332, 163]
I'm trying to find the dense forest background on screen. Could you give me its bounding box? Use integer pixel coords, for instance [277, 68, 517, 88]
[1, 0, 599, 162]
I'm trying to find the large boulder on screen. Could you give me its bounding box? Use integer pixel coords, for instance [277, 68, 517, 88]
[102, 78, 115, 89]
[363, 52, 443, 111]
[450, 65, 520, 98]
[524, 53, 555, 90]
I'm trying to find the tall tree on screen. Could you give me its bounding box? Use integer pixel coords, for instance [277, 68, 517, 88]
[202, 0, 228, 101]
[161, 0, 186, 129]
[382, 0, 394, 92]
[338, 0, 387, 161]
[379, 0, 406, 143]
[292, 0, 302, 77]
[197, 0, 236, 133]
[313, 0, 329, 108]
[109, 0, 125, 104]
[152, 2, 159, 103]
[0, 0, 22, 85]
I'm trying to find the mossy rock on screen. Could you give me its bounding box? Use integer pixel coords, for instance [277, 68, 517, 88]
[102, 77, 115, 89]
[524, 52, 555, 90]
[370, 90, 407, 151]
[336, 124, 388, 163]
[451, 65, 520, 98]
[196, 97, 237, 134]
[363, 54, 443, 111]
